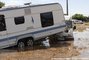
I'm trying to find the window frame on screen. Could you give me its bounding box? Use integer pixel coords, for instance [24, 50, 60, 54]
[14, 16, 25, 25]
[40, 12, 54, 27]
[0, 15, 6, 32]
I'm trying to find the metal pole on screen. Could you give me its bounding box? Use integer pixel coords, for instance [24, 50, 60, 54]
[66, 0, 68, 15]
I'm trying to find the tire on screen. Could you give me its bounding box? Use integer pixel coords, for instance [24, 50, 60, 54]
[27, 39, 34, 47]
[17, 41, 25, 51]
[73, 26, 76, 30]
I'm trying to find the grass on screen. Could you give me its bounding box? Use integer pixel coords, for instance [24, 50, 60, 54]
[73, 22, 89, 32]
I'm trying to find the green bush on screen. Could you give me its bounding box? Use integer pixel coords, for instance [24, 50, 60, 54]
[72, 14, 87, 22]
[0, 2, 5, 8]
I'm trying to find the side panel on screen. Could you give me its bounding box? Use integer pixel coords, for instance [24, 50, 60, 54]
[32, 10, 66, 39]
[31, 14, 41, 28]
[5, 15, 33, 45]
[53, 10, 65, 25]
[5, 18, 26, 33]
[33, 25, 66, 40]
[31, 5, 66, 39]
[0, 15, 9, 48]
[0, 31, 9, 48]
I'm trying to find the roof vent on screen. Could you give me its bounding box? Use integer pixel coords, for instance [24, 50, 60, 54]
[24, 8, 31, 15]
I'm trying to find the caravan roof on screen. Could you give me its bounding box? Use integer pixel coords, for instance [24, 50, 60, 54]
[0, 3, 59, 12]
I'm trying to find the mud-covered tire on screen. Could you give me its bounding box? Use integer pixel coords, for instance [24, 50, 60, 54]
[17, 41, 25, 51]
[27, 39, 34, 47]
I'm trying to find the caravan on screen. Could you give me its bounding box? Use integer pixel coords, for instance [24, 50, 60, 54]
[0, 3, 66, 49]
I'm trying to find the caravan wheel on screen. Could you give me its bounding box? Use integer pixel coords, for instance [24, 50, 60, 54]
[17, 41, 25, 51]
[27, 39, 33, 47]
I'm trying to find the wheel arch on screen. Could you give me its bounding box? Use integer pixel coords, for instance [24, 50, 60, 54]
[16, 36, 34, 45]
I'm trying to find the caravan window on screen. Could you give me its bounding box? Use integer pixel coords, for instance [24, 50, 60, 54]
[14, 16, 25, 25]
[0, 15, 6, 31]
[40, 12, 54, 27]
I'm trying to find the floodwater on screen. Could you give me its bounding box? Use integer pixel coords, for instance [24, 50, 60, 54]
[0, 39, 76, 60]
[0, 40, 71, 53]
[73, 28, 89, 59]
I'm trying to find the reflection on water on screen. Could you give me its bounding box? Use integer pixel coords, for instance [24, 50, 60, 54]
[0, 49, 16, 54]
[73, 28, 89, 58]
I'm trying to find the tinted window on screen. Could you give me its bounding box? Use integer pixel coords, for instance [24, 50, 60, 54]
[40, 12, 54, 27]
[0, 15, 6, 31]
[14, 16, 25, 25]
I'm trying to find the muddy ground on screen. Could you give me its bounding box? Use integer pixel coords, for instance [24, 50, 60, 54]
[0, 40, 80, 60]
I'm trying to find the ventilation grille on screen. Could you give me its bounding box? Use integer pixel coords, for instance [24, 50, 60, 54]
[24, 8, 31, 15]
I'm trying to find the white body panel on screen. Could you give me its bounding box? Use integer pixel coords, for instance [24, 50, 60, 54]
[0, 3, 66, 49]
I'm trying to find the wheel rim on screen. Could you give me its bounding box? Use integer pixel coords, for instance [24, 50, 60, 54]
[27, 39, 33, 46]
[18, 42, 25, 51]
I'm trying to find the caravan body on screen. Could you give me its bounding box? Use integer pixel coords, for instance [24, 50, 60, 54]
[0, 3, 66, 49]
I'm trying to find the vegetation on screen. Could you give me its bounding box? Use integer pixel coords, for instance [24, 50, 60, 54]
[72, 14, 87, 22]
[0, 2, 5, 8]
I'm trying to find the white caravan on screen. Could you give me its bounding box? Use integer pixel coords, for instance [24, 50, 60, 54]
[0, 3, 66, 49]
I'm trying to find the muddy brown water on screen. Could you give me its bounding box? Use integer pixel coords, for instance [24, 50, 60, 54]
[0, 39, 80, 60]
[0, 40, 72, 54]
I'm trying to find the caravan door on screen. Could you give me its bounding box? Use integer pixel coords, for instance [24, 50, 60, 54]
[0, 15, 9, 48]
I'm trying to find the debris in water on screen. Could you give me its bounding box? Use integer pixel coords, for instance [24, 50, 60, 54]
[41, 37, 50, 48]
